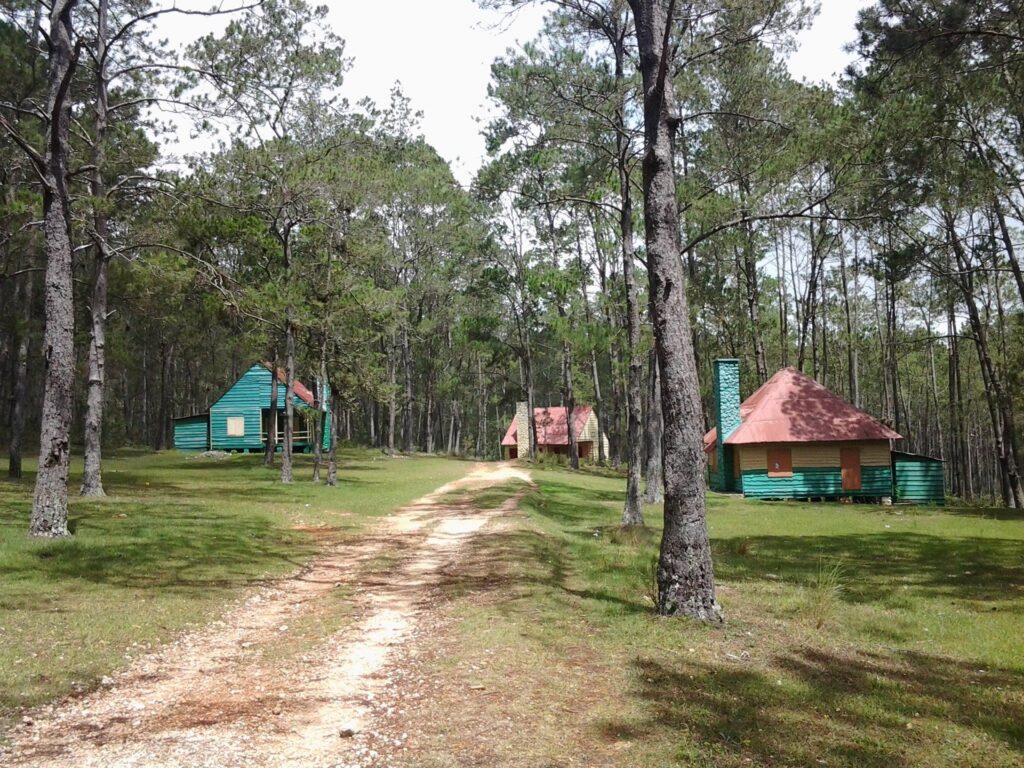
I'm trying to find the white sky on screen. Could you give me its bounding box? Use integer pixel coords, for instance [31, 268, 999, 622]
[158, 0, 871, 185]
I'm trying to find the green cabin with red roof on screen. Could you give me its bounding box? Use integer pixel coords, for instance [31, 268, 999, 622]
[172, 363, 330, 453]
[704, 359, 903, 500]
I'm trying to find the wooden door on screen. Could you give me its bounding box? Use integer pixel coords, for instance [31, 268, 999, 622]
[840, 447, 861, 491]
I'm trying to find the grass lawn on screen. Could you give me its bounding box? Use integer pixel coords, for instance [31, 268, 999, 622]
[0, 448, 470, 725]
[402, 466, 1024, 768]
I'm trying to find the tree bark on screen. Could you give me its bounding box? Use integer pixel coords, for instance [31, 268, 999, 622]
[27, 0, 80, 537]
[280, 313, 295, 484]
[628, 0, 721, 620]
[387, 336, 397, 456]
[154, 342, 173, 451]
[8, 273, 32, 479]
[476, 355, 487, 459]
[839, 235, 860, 407]
[561, 335, 580, 470]
[327, 390, 339, 486]
[80, 0, 111, 497]
[643, 348, 664, 503]
[401, 326, 413, 453]
[738, 186, 768, 385]
[312, 347, 326, 483]
[264, 353, 278, 467]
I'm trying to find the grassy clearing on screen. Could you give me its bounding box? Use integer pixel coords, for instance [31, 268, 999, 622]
[0, 448, 469, 722]
[398, 466, 1024, 768]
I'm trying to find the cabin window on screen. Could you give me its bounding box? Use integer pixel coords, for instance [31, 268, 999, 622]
[226, 416, 245, 437]
[767, 447, 793, 477]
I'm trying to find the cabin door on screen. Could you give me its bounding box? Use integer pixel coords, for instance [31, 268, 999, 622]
[840, 447, 862, 491]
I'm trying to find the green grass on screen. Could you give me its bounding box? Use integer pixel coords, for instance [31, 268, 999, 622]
[411, 466, 1024, 768]
[0, 448, 470, 723]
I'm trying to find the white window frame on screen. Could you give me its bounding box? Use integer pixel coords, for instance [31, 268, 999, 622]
[226, 416, 246, 437]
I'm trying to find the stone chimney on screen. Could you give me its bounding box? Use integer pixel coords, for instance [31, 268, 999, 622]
[713, 359, 741, 491]
[515, 401, 530, 458]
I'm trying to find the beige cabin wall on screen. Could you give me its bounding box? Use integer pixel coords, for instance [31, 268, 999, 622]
[738, 441, 891, 470]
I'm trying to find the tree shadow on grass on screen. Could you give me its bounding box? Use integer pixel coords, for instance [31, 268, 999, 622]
[713, 532, 1024, 605]
[0, 502, 315, 594]
[603, 646, 1024, 768]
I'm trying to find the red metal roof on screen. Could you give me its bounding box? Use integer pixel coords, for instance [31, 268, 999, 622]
[263, 363, 317, 407]
[501, 420, 518, 446]
[704, 367, 900, 449]
[501, 406, 593, 447]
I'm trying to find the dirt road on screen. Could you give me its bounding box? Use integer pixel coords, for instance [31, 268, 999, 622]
[3, 463, 531, 768]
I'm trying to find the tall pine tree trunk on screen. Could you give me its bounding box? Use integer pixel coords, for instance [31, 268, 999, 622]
[280, 313, 295, 484]
[312, 347, 326, 483]
[327, 390, 339, 486]
[81, 0, 110, 497]
[644, 348, 664, 503]
[154, 342, 173, 451]
[402, 326, 413, 453]
[8, 273, 32, 479]
[264, 354, 278, 467]
[628, 0, 720, 620]
[28, 0, 80, 537]
[387, 337, 397, 456]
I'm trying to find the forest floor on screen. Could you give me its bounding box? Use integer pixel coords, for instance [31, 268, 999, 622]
[2, 453, 1024, 767]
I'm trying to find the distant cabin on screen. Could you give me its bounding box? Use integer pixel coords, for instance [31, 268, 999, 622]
[500, 402, 609, 461]
[172, 363, 330, 453]
[704, 359, 926, 502]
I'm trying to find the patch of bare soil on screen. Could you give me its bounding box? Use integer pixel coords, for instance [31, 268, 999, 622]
[348, 516, 627, 768]
[1, 463, 532, 768]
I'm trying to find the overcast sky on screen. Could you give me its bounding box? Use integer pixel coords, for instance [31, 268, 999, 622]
[160, 0, 872, 184]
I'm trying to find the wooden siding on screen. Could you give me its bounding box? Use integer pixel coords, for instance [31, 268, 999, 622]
[893, 456, 945, 505]
[577, 410, 609, 461]
[173, 415, 209, 451]
[738, 441, 890, 470]
[740, 465, 893, 499]
[210, 364, 330, 451]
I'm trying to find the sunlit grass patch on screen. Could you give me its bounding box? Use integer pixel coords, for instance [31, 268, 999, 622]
[393, 464, 1024, 768]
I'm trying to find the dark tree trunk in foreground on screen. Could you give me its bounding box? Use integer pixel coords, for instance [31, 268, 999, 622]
[28, 0, 81, 537]
[628, 0, 721, 620]
[81, 0, 111, 497]
[644, 348, 664, 503]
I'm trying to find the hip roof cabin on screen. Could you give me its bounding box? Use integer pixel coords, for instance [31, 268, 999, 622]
[172, 363, 330, 453]
[501, 402, 609, 461]
[704, 359, 916, 502]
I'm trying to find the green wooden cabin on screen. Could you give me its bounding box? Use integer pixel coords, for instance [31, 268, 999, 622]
[704, 360, 902, 501]
[892, 451, 945, 505]
[172, 414, 210, 450]
[173, 363, 330, 453]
